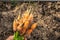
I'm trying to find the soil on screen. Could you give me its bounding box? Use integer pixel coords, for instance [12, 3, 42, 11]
[0, 1, 60, 40]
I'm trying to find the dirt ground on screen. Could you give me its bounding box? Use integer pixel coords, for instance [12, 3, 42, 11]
[0, 1, 60, 40]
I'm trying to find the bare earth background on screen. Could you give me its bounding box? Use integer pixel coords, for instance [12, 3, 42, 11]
[0, 1, 60, 40]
